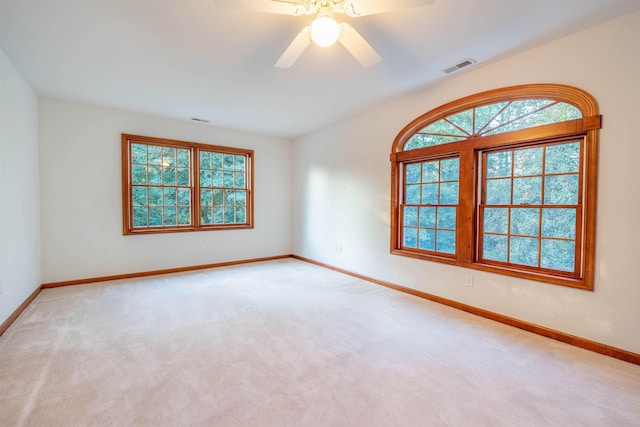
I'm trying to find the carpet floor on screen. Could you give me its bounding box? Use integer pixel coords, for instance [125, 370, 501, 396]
[0, 258, 639, 426]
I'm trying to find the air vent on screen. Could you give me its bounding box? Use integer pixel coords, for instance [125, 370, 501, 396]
[191, 117, 210, 123]
[443, 58, 476, 74]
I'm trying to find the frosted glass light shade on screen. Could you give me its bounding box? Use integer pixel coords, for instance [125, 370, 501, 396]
[310, 15, 340, 47]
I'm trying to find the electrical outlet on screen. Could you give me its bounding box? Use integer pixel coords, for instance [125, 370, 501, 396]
[335, 244, 343, 253]
[465, 275, 473, 287]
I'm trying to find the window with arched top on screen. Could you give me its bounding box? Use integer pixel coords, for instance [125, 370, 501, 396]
[390, 84, 601, 290]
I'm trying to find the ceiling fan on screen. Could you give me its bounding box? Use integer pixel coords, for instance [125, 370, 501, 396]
[215, 0, 436, 68]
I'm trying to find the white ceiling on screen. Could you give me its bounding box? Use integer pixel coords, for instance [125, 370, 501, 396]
[1, 0, 639, 139]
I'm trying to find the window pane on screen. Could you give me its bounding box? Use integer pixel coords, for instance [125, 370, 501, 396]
[213, 153, 223, 169]
[421, 184, 438, 205]
[163, 168, 176, 186]
[403, 227, 418, 248]
[132, 165, 147, 184]
[406, 163, 421, 184]
[131, 144, 147, 164]
[446, 110, 473, 135]
[225, 190, 235, 206]
[541, 239, 575, 272]
[422, 161, 439, 183]
[235, 173, 245, 189]
[148, 187, 162, 206]
[486, 151, 511, 178]
[163, 208, 177, 226]
[419, 119, 467, 136]
[162, 147, 176, 167]
[405, 184, 421, 204]
[213, 208, 224, 224]
[483, 208, 508, 234]
[223, 171, 234, 188]
[440, 158, 459, 182]
[483, 234, 508, 262]
[545, 142, 580, 174]
[418, 229, 435, 251]
[224, 207, 235, 223]
[201, 189, 212, 206]
[148, 146, 162, 164]
[436, 230, 456, 254]
[177, 168, 190, 186]
[235, 207, 246, 223]
[509, 236, 538, 267]
[403, 207, 418, 226]
[133, 208, 148, 227]
[235, 155, 246, 171]
[236, 191, 246, 207]
[177, 149, 190, 167]
[163, 188, 176, 206]
[542, 208, 576, 239]
[149, 207, 162, 226]
[200, 170, 212, 187]
[440, 182, 459, 204]
[437, 207, 456, 230]
[201, 207, 212, 225]
[213, 189, 224, 206]
[178, 208, 191, 225]
[148, 166, 161, 185]
[419, 207, 436, 228]
[213, 171, 223, 187]
[544, 175, 579, 205]
[405, 134, 462, 150]
[510, 208, 539, 236]
[200, 151, 211, 168]
[513, 177, 542, 205]
[132, 186, 147, 207]
[514, 147, 543, 176]
[177, 188, 190, 206]
[223, 154, 234, 169]
[486, 179, 511, 205]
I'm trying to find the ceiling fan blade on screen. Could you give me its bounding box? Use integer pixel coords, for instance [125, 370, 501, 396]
[338, 24, 381, 67]
[275, 27, 311, 68]
[345, 0, 436, 17]
[215, 0, 305, 16]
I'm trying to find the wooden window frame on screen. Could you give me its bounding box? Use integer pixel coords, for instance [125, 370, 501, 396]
[390, 84, 601, 290]
[122, 134, 254, 235]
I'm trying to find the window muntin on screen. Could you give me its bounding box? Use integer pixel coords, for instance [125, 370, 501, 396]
[402, 157, 459, 255]
[130, 143, 193, 228]
[405, 100, 582, 150]
[479, 141, 582, 275]
[391, 84, 600, 290]
[123, 134, 253, 234]
[199, 151, 248, 225]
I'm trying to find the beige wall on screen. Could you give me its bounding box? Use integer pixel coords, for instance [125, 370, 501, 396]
[0, 49, 41, 324]
[38, 99, 292, 283]
[292, 11, 640, 353]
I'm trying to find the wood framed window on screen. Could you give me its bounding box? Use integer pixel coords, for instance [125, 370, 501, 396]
[390, 84, 601, 290]
[122, 134, 253, 235]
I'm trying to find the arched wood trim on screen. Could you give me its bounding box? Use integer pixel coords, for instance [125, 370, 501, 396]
[392, 84, 599, 154]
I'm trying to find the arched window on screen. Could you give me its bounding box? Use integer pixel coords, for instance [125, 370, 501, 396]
[390, 84, 601, 290]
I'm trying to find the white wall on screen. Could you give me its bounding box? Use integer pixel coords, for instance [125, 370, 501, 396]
[0, 49, 41, 324]
[292, 11, 640, 354]
[39, 100, 292, 283]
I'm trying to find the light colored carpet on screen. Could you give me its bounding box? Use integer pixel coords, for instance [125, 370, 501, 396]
[0, 258, 639, 426]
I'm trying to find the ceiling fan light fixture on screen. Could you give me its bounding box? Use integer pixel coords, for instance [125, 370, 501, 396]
[310, 8, 340, 47]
